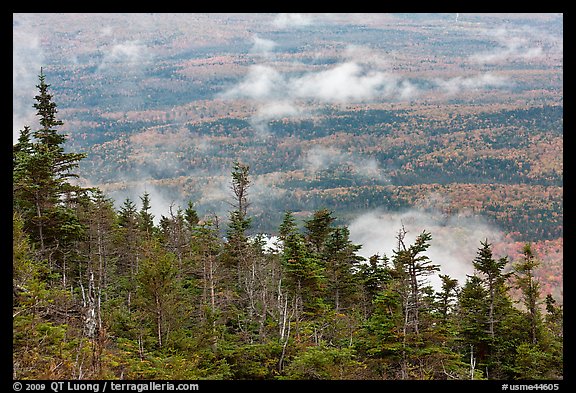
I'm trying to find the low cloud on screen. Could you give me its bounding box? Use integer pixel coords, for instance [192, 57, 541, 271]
[251, 172, 288, 205]
[222, 65, 285, 100]
[221, 42, 511, 136]
[303, 145, 389, 182]
[272, 13, 314, 29]
[223, 61, 419, 105]
[109, 182, 177, 226]
[434, 73, 510, 96]
[343, 45, 391, 68]
[470, 26, 549, 65]
[291, 62, 418, 103]
[249, 35, 278, 57]
[97, 40, 149, 72]
[348, 208, 506, 290]
[249, 100, 304, 137]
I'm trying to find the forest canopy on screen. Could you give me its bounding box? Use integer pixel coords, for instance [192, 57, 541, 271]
[12, 72, 563, 381]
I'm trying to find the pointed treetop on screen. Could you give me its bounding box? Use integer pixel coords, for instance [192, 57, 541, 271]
[34, 68, 64, 137]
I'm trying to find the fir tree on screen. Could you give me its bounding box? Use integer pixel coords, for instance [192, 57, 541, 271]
[13, 69, 88, 277]
[323, 226, 364, 312]
[304, 208, 336, 256]
[472, 239, 511, 339]
[138, 191, 156, 239]
[513, 243, 542, 345]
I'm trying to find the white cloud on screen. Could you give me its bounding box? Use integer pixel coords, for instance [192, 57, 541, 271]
[434, 73, 510, 96]
[249, 100, 304, 137]
[223, 61, 419, 105]
[251, 173, 287, 205]
[291, 62, 390, 103]
[97, 40, 150, 72]
[470, 26, 547, 64]
[303, 145, 389, 182]
[258, 101, 302, 119]
[220, 37, 511, 137]
[250, 35, 277, 56]
[110, 182, 177, 226]
[272, 13, 314, 29]
[221, 51, 511, 138]
[222, 65, 286, 100]
[304, 145, 343, 172]
[348, 208, 506, 290]
[343, 44, 391, 68]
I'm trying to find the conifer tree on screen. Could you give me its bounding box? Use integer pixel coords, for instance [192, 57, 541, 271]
[436, 274, 459, 328]
[356, 254, 390, 320]
[138, 191, 156, 239]
[77, 190, 117, 340]
[462, 240, 520, 379]
[511, 245, 562, 379]
[159, 204, 194, 277]
[13, 126, 34, 186]
[304, 208, 336, 256]
[13, 125, 36, 239]
[13, 69, 88, 264]
[184, 200, 200, 230]
[136, 240, 180, 349]
[323, 226, 364, 312]
[472, 239, 511, 339]
[279, 210, 297, 241]
[280, 211, 325, 315]
[457, 275, 489, 379]
[190, 216, 225, 352]
[513, 243, 542, 345]
[224, 162, 252, 278]
[13, 70, 91, 303]
[115, 198, 141, 310]
[544, 294, 562, 340]
[392, 228, 439, 336]
[227, 161, 251, 243]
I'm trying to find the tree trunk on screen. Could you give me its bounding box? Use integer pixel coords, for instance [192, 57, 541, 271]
[156, 296, 163, 348]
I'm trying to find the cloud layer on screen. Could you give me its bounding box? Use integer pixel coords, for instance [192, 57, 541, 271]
[222, 60, 420, 105]
[470, 26, 549, 64]
[222, 32, 512, 137]
[303, 145, 389, 182]
[96, 40, 149, 72]
[272, 13, 314, 29]
[348, 208, 506, 290]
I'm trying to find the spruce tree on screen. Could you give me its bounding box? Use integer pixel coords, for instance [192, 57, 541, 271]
[224, 161, 252, 271]
[457, 275, 489, 379]
[304, 208, 336, 256]
[356, 254, 390, 320]
[13, 69, 88, 274]
[464, 240, 520, 379]
[117, 198, 140, 271]
[138, 191, 156, 239]
[184, 200, 200, 229]
[392, 228, 439, 336]
[323, 226, 364, 312]
[279, 211, 324, 315]
[472, 239, 511, 339]
[513, 243, 542, 345]
[436, 274, 459, 328]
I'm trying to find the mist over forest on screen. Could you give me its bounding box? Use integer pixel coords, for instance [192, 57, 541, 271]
[14, 12, 562, 295]
[13, 13, 563, 381]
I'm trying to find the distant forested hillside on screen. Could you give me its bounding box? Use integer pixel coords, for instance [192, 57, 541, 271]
[13, 13, 563, 381]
